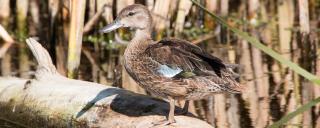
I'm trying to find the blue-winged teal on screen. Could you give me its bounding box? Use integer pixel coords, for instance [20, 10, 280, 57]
[100, 4, 243, 125]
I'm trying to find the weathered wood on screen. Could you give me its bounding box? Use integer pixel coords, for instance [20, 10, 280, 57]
[0, 38, 213, 128]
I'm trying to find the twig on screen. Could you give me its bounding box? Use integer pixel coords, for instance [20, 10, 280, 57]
[191, 31, 217, 44]
[0, 24, 15, 58]
[82, 48, 106, 74]
[0, 117, 30, 128]
[83, 4, 107, 34]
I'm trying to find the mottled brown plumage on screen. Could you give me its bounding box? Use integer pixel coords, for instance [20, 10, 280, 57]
[99, 4, 243, 125]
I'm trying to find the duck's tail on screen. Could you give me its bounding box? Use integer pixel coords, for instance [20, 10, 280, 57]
[221, 65, 245, 93]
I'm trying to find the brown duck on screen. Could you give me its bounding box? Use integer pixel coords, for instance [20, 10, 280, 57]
[100, 4, 243, 125]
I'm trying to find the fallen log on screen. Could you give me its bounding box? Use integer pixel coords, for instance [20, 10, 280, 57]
[0, 38, 213, 128]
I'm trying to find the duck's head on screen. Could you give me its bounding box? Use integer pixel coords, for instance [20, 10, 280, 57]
[99, 4, 152, 33]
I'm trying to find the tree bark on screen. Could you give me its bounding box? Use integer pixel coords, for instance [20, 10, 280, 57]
[0, 38, 213, 128]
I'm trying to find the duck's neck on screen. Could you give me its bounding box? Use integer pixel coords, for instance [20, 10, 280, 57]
[134, 28, 152, 40]
[125, 29, 152, 56]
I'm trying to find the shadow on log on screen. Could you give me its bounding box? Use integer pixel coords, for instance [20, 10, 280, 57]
[0, 38, 213, 128]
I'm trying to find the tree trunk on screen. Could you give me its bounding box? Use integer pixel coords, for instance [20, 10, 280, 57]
[0, 0, 13, 77]
[67, 0, 86, 78]
[204, 0, 218, 29]
[248, 1, 270, 127]
[153, 0, 171, 40]
[17, 0, 30, 79]
[174, 0, 192, 36]
[298, 0, 313, 127]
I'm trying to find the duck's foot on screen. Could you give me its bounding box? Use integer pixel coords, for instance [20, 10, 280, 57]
[152, 119, 176, 126]
[151, 97, 177, 126]
[175, 109, 188, 115]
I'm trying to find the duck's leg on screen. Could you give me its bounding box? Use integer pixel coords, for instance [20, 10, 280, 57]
[182, 100, 189, 114]
[152, 97, 176, 126]
[176, 100, 189, 115]
[168, 97, 176, 123]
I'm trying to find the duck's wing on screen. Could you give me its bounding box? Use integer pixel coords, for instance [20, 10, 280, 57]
[145, 38, 242, 93]
[146, 38, 226, 77]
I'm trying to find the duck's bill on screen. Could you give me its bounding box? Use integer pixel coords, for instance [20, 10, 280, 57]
[99, 20, 123, 33]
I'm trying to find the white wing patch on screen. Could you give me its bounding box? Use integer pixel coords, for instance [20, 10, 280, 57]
[157, 65, 182, 77]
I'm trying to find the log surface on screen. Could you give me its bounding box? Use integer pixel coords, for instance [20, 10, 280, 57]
[0, 38, 213, 128]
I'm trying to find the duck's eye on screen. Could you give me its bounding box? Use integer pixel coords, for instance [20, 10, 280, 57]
[128, 12, 135, 16]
